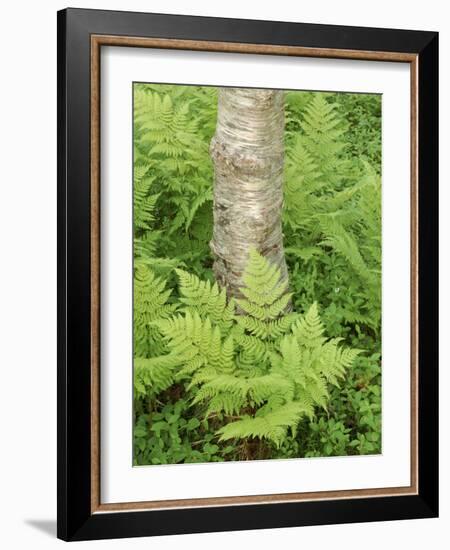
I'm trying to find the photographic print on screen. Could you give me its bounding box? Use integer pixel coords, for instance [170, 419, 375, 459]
[58, 9, 438, 539]
[133, 83, 382, 466]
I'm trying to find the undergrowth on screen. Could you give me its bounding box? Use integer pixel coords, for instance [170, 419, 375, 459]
[133, 83, 382, 464]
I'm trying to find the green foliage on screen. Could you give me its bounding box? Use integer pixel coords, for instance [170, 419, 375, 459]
[334, 92, 382, 169]
[133, 265, 177, 397]
[275, 354, 381, 458]
[134, 395, 235, 465]
[134, 164, 159, 232]
[145, 251, 359, 449]
[133, 83, 382, 463]
[133, 84, 216, 278]
[284, 92, 381, 336]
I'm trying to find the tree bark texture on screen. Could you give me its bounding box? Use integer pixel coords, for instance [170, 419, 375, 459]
[210, 87, 289, 299]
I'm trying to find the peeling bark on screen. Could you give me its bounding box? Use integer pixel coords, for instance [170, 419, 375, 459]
[210, 87, 289, 300]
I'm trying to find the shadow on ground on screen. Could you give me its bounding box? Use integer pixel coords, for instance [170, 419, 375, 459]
[25, 519, 56, 538]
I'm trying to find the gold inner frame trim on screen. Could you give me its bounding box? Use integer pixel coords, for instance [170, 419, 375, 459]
[90, 34, 419, 514]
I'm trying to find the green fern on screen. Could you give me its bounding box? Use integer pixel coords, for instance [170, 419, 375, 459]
[132, 84, 381, 462]
[134, 355, 178, 398]
[151, 310, 236, 382]
[133, 265, 177, 397]
[134, 265, 176, 357]
[217, 402, 309, 446]
[134, 163, 159, 232]
[235, 249, 294, 341]
[134, 84, 215, 239]
[148, 250, 360, 447]
[175, 268, 234, 331]
[300, 94, 350, 187]
[133, 162, 180, 272]
[134, 89, 198, 156]
[283, 92, 381, 335]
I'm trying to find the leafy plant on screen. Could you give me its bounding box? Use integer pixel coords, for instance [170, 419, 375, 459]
[133, 84, 216, 279]
[283, 92, 381, 336]
[133, 265, 177, 397]
[132, 83, 382, 463]
[134, 398, 235, 465]
[144, 250, 360, 451]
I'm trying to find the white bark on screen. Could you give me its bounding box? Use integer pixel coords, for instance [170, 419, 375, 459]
[210, 87, 289, 299]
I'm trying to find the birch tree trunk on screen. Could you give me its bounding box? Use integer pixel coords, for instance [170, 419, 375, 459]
[210, 87, 289, 299]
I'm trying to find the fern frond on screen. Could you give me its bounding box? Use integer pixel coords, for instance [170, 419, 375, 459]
[154, 310, 236, 380]
[236, 315, 297, 340]
[133, 165, 159, 232]
[318, 215, 376, 286]
[134, 355, 178, 397]
[217, 402, 309, 447]
[291, 302, 325, 347]
[137, 250, 360, 450]
[175, 269, 234, 331]
[133, 265, 176, 358]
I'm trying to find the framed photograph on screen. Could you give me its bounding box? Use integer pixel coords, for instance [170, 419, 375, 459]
[57, 8, 438, 541]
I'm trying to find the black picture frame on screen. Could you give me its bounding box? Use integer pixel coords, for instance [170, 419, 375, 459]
[57, 7, 438, 541]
